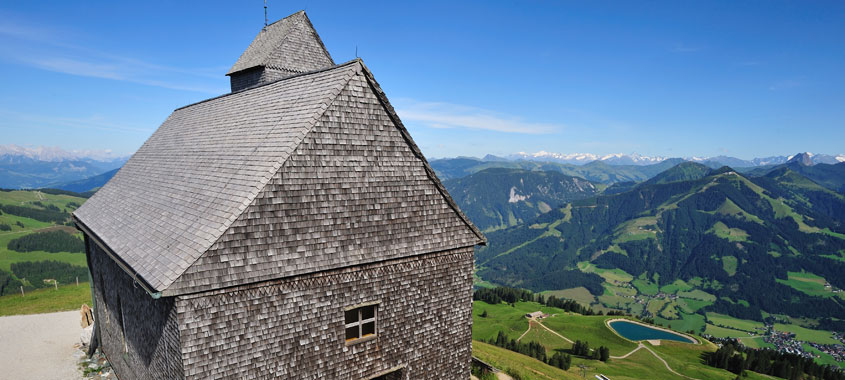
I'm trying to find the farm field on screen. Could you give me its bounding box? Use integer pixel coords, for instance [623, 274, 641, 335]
[655, 311, 705, 333]
[776, 271, 844, 299]
[737, 336, 775, 349]
[706, 312, 766, 333]
[539, 286, 596, 306]
[774, 323, 841, 345]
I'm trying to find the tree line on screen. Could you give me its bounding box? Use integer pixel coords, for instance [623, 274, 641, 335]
[571, 340, 610, 362]
[489, 331, 572, 370]
[706, 338, 844, 380]
[474, 286, 629, 317]
[7, 230, 84, 253]
[10, 260, 88, 289]
[0, 269, 26, 296]
[0, 204, 69, 223]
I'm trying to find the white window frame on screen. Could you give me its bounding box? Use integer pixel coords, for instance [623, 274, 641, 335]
[344, 302, 378, 343]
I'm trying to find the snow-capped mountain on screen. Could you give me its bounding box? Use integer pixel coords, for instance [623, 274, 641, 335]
[509, 151, 667, 166]
[506, 151, 844, 167]
[0, 144, 127, 189]
[0, 144, 123, 162]
[785, 152, 845, 165]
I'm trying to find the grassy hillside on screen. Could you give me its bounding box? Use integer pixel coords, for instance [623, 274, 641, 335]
[0, 189, 91, 315]
[0, 282, 91, 316]
[472, 299, 779, 380]
[476, 167, 845, 325]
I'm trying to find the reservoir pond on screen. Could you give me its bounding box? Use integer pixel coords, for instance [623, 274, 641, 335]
[608, 320, 695, 343]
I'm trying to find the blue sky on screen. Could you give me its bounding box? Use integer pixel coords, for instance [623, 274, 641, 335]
[1, 1, 843, 159]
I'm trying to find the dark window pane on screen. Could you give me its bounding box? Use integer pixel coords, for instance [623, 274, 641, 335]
[362, 305, 375, 320]
[362, 321, 375, 336]
[345, 309, 358, 325]
[346, 326, 359, 340]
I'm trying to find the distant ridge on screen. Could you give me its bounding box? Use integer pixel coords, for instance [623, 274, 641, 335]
[500, 151, 845, 167]
[48, 168, 119, 193]
[0, 144, 126, 189]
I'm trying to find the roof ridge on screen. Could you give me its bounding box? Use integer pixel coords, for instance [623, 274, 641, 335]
[160, 62, 364, 294]
[176, 59, 361, 112]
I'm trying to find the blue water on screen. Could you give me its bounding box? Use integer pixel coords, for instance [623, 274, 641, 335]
[608, 320, 695, 343]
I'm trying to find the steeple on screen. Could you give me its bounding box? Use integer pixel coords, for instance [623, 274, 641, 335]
[227, 11, 335, 92]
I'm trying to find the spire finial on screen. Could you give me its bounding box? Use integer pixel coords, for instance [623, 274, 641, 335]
[264, 0, 268, 28]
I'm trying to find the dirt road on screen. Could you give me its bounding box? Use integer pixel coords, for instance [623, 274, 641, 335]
[0, 311, 82, 380]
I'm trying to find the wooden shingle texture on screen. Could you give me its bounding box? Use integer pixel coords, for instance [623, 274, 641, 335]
[168, 67, 482, 294]
[74, 62, 358, 292]
[88, 241, 183, 379]
[227, 10, 334, 76]
[74, 60, 483, 295]
[176, 247, 474, 379]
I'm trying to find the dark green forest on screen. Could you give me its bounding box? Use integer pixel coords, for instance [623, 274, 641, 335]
[0, 269, 26, 296]
[7, 230, 84, 253]
[706, 338, 845, 380]
[10, 261, 88, 288]
[0, 204, 69, 223]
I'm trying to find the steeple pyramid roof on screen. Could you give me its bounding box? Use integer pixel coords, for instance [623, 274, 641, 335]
[227, 10, 334, 76]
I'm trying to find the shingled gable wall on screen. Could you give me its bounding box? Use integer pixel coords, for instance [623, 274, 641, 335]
[166, 68, 481, 295]
[88, 242, 184, 379]
[175, 247, 474, 379]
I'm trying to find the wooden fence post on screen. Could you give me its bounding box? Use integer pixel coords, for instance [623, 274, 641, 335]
[54, 280, 58, 290]
[20, 286, 24, 297]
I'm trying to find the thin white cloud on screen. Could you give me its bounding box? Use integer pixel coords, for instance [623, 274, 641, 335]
[0, 17, 226, 94]
[21, 56, 226, 93]
[395, 100, 561, 134]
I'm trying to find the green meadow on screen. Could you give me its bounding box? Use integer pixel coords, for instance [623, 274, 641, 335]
[472, 299, 777, 380]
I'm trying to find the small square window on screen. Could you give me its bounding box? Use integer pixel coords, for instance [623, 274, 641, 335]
[345, 304, 378, 342]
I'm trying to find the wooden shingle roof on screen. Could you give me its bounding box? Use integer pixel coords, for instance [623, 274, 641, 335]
[226, 10, 334, 76]
[74, 60, 484, 295]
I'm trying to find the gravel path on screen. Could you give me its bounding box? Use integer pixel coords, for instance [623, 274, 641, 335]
[0, 311, 82, 380]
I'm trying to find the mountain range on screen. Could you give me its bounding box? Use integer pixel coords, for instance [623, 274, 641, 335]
[474, 160, 845, 324]
[431, 157, 685, 183]
[0, 145, 125, 189]
[499, 151, 845, 167]
[443, 168, 599, 232]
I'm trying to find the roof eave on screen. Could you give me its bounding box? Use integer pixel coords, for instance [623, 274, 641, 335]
[73, 214, 163, 298]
